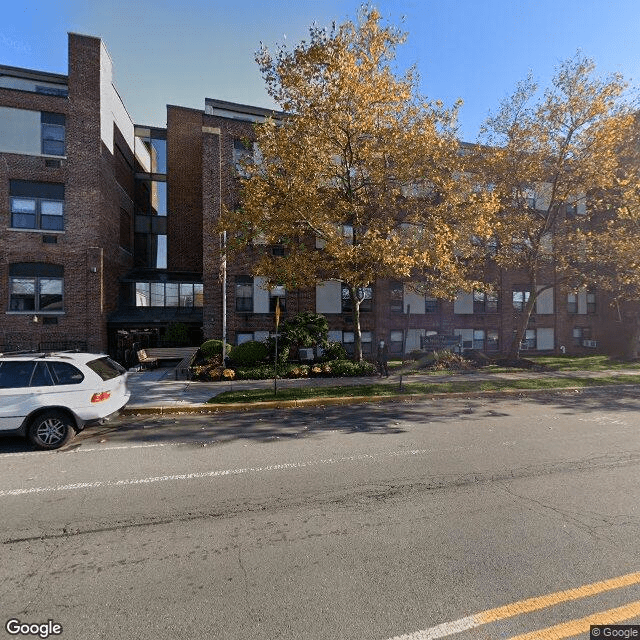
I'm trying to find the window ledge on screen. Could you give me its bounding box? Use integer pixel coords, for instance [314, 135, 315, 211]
[7, 228, 65, 234]
[6, 311, 65, 316]
[0, 151, 67, 160]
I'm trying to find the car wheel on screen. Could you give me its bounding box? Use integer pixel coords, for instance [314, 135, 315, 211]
[28, 411, 76, 450]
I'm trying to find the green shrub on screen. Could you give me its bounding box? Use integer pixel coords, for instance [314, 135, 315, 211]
[234, 365, 275, 380]
[231, 359, 374, 380]
[265, 337, 290, 364]
[229, 340, 270, 367]
[280, 312, 329, 349]
[320, 342, 347, 362]
[200, 339, 231, 360]
[326, 359, 375, 377]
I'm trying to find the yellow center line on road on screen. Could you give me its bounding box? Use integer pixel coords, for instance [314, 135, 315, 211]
[506, 598, 640, 639]
[386, 571, 640, 640]
[478, 571, 640, 624]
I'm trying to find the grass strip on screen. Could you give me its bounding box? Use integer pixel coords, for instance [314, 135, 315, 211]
[529, 355, 640, 371]
[390, 356, 640, 376]
[209, 374, 640, 405]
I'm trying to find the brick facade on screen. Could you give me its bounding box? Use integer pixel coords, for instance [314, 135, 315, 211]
[0, 34, 134, 353]
[1, 34, 633, 360]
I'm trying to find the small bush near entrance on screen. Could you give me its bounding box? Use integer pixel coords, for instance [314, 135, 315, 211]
[200, 339, 231, 360]
[229, 340, 270, 367]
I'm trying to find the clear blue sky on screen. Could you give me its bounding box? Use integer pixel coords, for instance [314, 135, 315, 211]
[2, 0, 639, 140]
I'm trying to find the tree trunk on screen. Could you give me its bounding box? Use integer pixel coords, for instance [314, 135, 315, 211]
[508, 285, 538, 360]
[622, 312, 640, 360]
[349, 285, 363, 362]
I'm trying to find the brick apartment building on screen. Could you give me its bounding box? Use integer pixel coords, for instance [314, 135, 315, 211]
[0, 33, 628, 362]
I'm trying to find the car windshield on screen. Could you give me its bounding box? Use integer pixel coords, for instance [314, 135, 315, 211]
[86, 357, 126, 381]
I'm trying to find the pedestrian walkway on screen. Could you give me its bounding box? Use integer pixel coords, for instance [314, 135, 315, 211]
[123, 365, 640, 413]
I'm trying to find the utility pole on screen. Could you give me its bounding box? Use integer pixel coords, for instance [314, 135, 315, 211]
[274, 296, 281, 395]
[399, 304, 410, 392]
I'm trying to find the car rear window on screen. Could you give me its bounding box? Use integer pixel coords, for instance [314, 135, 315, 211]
[50, 362, 84, 385]
[0, 361, 36, 388]
[86, 357, 126, 381]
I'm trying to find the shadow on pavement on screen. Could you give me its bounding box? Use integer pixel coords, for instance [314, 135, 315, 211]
[2, 385, 639, 454]
[68, 385, 640, 449]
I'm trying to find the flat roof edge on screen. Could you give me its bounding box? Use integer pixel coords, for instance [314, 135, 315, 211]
[205, 97, 286, 119]
[0, 64, 68, 84]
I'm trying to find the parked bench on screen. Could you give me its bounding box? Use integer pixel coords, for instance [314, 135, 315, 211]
[143, 347, 199, 380]
[174, 349, 199, 380]
[136, 349, 158, 369]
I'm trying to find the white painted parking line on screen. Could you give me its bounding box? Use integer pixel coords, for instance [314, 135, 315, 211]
[1, 442, 172, 458]
[0, 449, 433, 497]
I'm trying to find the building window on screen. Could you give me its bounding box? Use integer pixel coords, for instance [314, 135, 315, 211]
[235, 276, 253, 312]
[233, 138, 253, 176]
[134, 282, 203, 307]
[9, 181, 64, 231]
[573, 327, 583, 346]
[390, 281, 403, 313]
[487, 330, 499, 351]
[135, 282, 150, 306]
[135, 127, 167, 174]
[473, 290, 498, 313]
[41, 112, 65, 156]
[513, 288, 531, 312]
[342, 331, 355, 356]
[587, 289, 596, 314]
[361, 331, 372, 355]
[269, 285, 286, 313]
[236, 333, 253, 345]
[472, 329, 485, 350]
[425, 297, 438, 313]
[390, 330, 403, 354]
[9, 264, 63, 313]
[567, 293, 578, 314]
[341, 284, 373, 313]
[520, 329, 536, 350]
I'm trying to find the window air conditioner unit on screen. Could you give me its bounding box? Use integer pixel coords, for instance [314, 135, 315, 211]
[299, 348, 314, 361]
[582, 339, 598, 348]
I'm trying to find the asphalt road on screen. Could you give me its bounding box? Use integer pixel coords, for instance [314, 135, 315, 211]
[1, 388, 640, 640]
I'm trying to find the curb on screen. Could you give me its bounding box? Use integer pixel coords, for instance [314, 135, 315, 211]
[120, 382, 640, 416]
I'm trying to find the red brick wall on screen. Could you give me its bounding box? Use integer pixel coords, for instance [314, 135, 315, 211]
[0, 34, 134, 352]
[167, 106, 203, 272]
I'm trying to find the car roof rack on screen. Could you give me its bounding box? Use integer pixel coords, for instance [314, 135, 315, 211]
[0, 349, 82, 358]
[0, 349, 45, 357]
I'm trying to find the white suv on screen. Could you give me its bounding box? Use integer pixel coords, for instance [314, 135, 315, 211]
[0, 352, 130, 449]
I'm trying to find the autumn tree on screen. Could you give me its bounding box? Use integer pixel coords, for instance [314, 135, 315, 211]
[477, 54, 632, 358]
[580, 114, 640, 358]
[219, 7, 495, 361]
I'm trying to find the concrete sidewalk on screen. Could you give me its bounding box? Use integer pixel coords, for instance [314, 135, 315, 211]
[122, 365, 640, 415]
